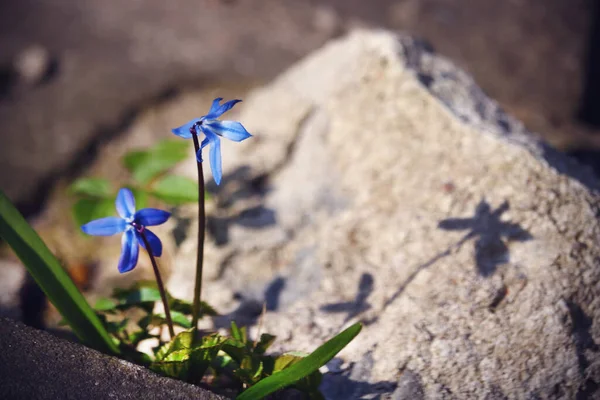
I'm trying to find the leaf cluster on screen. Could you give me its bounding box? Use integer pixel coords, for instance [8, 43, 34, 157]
[92, 281, 216, 363]
[94, 281, 361, 399]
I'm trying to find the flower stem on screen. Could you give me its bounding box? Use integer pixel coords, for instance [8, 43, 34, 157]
[138, 230, 175, 339]
[191, 130, 206, 332]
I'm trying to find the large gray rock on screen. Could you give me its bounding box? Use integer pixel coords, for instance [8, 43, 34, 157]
[0, 317, 224, 399]
[164, 30, 600, 399]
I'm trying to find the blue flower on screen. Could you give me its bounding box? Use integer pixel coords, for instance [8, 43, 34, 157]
[171, 97, 252, 185]
[81, 188, 171, 273]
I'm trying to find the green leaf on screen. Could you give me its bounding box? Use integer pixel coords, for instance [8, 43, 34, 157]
[254, 334, 277, 355]
[213, 354, 235, 370]
[240, 355, 264, 382]
[151, 356, 191, 380]
[0, 189, 119, 354]
[69, 178, 112, 198]
[151, 331, 225, 382]
[273, 353, 304, 373]
[112, 284, 217, 317]
[105, 318, 129, 335]
[153, 331, 194, 366]
[94, 297, 118, 311]
[122, 150, 149, 172]
[153, 139, 191, 156]
[72, 198, 116, 228]
[188, 335, 226, 382]
[237, 323, 362, 400]
[170, 311, 191, 328]
[294, 370, 324, 398]
[159, 311, 192, 329]
[170, 298, 218, 317]
[123, 139, 191, 185]
[230, 321, 247, 345]
[120, 286, 162, 305]
[150, 175, 199, 205]
[222, 337, 248, 365]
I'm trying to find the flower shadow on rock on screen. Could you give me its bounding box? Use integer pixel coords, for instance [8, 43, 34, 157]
[384, 199, 532, 310]
[438, 199, 532, 277]
[264, 276, 286, 311]
[320, 352, 398, 400]
[205, 166, 277, 247]
[320, 273, 374, 323]
[211, 276, 287, 329]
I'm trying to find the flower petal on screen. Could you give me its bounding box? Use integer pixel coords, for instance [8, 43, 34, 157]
[116, 188, 136, 219]
[201, 136, 211, 149]
[81, 217, 127, 236]
[136, 229, 163, 257]
[171, 119, 199, 139]
[205, 120, 252, 142]
[205, 98, 242, 119]
[208, 132, 222, 185]
[207, 97, 223, 115]
[118, 229, 139, 273]
[134, 208, 171, 226]
[196, 136, 210, 162]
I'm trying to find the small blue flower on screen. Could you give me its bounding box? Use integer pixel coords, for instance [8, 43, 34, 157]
[171, 97, 252, 185]
[81, 188, 170, 273]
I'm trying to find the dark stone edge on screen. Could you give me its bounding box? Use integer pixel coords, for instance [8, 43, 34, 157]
[0, 317, 226, 400]
[397, 35, 600, 194]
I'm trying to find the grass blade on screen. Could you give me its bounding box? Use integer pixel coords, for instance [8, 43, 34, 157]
[237, 323, 362, 400]
[0, 190, 119, 354]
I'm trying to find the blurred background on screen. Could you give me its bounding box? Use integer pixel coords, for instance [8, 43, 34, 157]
[0, 0, 598, 213]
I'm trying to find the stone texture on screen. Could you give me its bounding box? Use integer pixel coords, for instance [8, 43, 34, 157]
[158, 30, 600, 398]
[0, 317, 224, 399]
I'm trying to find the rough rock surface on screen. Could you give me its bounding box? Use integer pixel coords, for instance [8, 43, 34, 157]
[162, 30, 600, 399]
[0, 317, 224, 399]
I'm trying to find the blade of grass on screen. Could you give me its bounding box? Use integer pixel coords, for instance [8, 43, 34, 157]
[237, 323, 362, 400]
[0, 190, 119, 355]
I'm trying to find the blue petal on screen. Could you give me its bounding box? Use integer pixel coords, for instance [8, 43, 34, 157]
[205, 98, 242, 119]
[116, 188, 136, 219]
[171, 119, 199, 139]
[118, 229, 139, 273]
[203, 129, 222, 185]
[207, 97, 223, 115]
[201, 136, 210, 149]
[136, 229, 163, 257]
[134, 208, 171, 226]
[196, 136, 210, 163]
[81, 217, 127, 236]
[205, 120, 252, 142]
